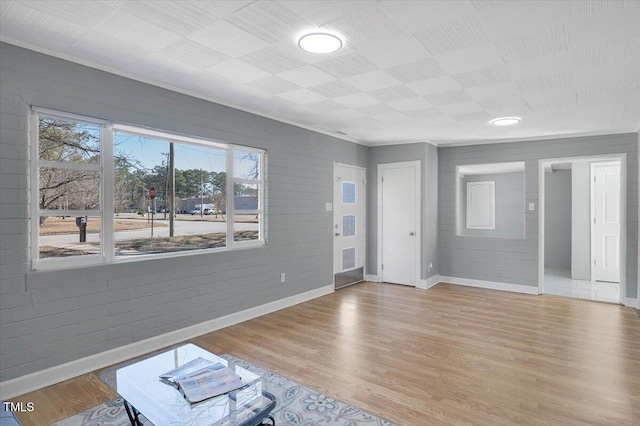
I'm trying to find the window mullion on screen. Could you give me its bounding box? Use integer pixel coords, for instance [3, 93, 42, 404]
[30, 112, 40, 270]
[226, 148, 234, 249]
[102, 123, 114, 262]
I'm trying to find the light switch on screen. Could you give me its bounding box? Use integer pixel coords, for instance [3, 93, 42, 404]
[528, 202, 535, 211]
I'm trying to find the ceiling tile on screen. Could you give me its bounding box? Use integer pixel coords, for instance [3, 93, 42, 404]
[333, 93, 380, 108]
[356, 103, 399, 116]
[120, 0, 218, 36]
[305, 100, 349, 113]
[516, 71, 574, 93]
[380, 0, 476, 32]
[403, 107, 442, 119]
[241, 46, 306, 74]
[15, 0, 116, 27]
[187, 20, 269, 58]
[434, 43, 505, 74]
[321, 5, 404, 50]
[575, 39, 640, 69]
[407, 76, 463, 96]
[160, 40, 229, 69]
[387, 97, 435, 112]
[308, 80, 360, 98]
[122, 53, 203, 86]
[466, 81, 519, 100]
[93, 10, 182, 51]
[425, 90, 473, 106]
[373, 111, 413, 124]
[277, 88, 328, 104]
[359, 35, 430, 68]
[570, 0, 640, 21]
[247, 76, 301, 95]
[369, 86, 419, 102]
[277, 0, 376, 26]
[207, 60, 271, 84]
[479, 0, 571, 40]
[343, 70, 401, 91]
[314, 52, 379, 79]
[452, 65, 513, 88]
[278, 65, 336, 87]
[477, 95, 528, 112]
[496, 25, 570, 63]
[413, 15, 490, 56]
[226, 1, 309, 44]
[1, 3, 88, 50]
[385, 58, 446, 83]
[506, 52, 574, 80]
[437, 101, 483, 115]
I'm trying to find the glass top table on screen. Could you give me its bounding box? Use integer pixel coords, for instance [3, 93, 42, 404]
[100, 344, 277, 426]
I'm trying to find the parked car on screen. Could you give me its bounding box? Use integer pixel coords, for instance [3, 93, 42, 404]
[189, 208, 201, 215]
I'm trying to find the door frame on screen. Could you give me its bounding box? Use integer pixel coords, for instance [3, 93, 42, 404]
[590, 161, 622, 284]
[538, 153, 627, 304]
[333, 162, 367, 288]
[377, 160, 422, 285]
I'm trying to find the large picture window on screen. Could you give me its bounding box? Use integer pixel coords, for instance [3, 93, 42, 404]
[31, 108, 265, 270]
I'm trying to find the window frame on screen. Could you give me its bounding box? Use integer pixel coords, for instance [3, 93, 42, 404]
[30, 108, 266, 270]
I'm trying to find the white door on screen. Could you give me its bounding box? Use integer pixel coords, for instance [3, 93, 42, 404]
[592, 162, 621, 283]
[380, 161, 421, 286]
[333, 163, 366, 288]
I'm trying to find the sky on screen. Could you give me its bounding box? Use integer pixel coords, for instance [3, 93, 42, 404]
[114, 132, 227, 172]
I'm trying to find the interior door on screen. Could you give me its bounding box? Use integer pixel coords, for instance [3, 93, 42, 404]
[592, 162, 621, 283]
[380, 162, 420, 286]
[333, 163, 366, 289]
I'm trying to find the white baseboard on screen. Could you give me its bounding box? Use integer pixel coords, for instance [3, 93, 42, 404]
[624, 297, 638, 308]
[365, 274, 380, 282]
[0, 284, 334, 400]
[439, 276, 539, 295]
[417, 274, 441, 290]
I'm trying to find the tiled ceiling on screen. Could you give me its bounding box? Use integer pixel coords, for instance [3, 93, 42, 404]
[1, 0, 639, 146]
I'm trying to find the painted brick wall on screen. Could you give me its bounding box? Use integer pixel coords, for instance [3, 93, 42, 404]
[0, 43, 367, 382]
[439, 134, 638, 297]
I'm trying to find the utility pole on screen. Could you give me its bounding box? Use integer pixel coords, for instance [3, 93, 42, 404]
[169, 143, 174, 237]
[200, 168, 204, 217]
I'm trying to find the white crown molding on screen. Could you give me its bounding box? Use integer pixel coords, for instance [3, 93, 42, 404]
[434, 129, 637, 148]
[0, 284, 334, 400]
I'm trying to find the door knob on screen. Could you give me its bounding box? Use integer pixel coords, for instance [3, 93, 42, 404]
[409, 232, 415, 236]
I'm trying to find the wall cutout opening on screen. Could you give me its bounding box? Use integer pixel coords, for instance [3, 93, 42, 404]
[456, 162, 525, 239]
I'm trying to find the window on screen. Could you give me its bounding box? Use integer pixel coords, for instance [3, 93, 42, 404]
[31, 108, 265, 269]
[466, 181, 495, 230]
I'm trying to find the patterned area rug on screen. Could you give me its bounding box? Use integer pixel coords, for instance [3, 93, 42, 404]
[50, 354, 395, 426]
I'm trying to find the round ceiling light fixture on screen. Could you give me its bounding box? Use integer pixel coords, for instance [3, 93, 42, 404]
[298, 32, 343, 54]
[490, 116, 521, 126]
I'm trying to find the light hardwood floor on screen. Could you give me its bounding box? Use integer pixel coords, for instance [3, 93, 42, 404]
[10, 282, 640, 425]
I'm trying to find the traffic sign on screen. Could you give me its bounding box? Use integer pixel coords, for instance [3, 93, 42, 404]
[149, 186, 156, 200]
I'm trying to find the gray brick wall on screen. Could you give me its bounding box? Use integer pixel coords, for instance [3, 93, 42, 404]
[438, 134, 638, 298]
[0, 43, 367, 382]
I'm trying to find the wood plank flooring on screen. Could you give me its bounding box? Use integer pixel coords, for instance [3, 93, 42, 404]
[10, 282, 640, 425]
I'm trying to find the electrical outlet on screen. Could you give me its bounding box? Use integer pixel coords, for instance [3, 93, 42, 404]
[280, 273, 286, 283]
[428, 263, 433, 272]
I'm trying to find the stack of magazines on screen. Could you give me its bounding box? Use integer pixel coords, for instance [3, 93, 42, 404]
[160, 357, 244, 404]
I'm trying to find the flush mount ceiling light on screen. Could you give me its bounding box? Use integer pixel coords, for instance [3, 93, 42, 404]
[490, 117, 521, 126]
[298, 32, 343, 54]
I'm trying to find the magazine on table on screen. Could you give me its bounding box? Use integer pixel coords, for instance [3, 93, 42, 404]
[160, 357, 244, 404]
